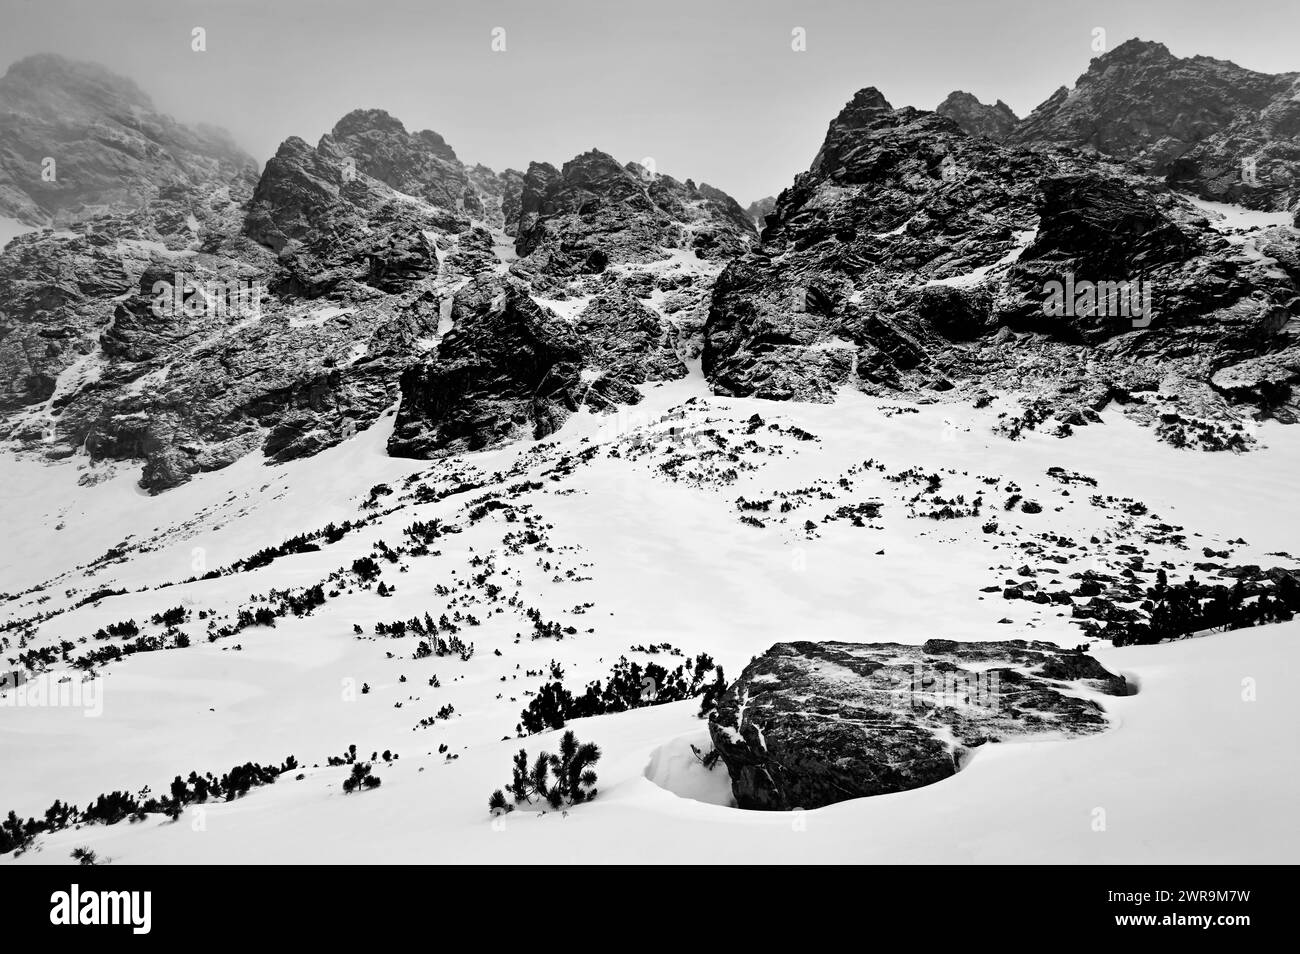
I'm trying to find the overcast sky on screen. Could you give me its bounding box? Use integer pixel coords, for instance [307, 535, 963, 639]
[1, 0, 1297, 204]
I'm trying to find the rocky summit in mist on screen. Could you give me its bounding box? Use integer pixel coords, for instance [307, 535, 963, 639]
[2, 41, 1299, 493]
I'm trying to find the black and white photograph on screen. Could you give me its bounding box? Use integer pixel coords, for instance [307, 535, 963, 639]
[0, 0, 1294, 914]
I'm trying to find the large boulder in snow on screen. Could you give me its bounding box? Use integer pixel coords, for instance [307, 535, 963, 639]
[708, 638, 1126, 810]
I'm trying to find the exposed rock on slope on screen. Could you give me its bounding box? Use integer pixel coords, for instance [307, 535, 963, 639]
[510, 149, 755, 282]
[388, 277, 691, 457]
[936, 91, 1019, 140]
[327, 108, 472, 212]
[387, 151, 754, 459]
[0, 58, 751, 489]
[388, 280, 584, 455]
[703, 87, 1300, 438]
[709, 639, 1126, 810]
[6, 44, 1299, 491]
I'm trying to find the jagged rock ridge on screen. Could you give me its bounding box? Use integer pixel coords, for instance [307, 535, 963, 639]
[0, 59, 753, 490]
[936, 91, 1019, 140]
[702, 85, 1300, 442]
[1010, 39, 1300, 213]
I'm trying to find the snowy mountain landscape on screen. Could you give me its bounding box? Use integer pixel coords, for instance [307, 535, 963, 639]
[1, 10, 1298, 871]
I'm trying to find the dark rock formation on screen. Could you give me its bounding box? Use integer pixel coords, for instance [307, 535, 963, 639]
[387, 281, 688, 458]
[704, 88, 1060, 400]
[1, 57, 754, 490]
[703, 86, 1300, 435]
[510, 149, 755, 279]
[388, 280, 585, 456]
[1010, 39, 1300, 212]
[936, 91, 1019, 140]
[709, 639, 1125, 810]
[6, 44, 1299, 491]
[327, 108, 472, 212]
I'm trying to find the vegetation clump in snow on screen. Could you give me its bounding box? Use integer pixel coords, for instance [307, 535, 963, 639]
[489, 729, 600, 813]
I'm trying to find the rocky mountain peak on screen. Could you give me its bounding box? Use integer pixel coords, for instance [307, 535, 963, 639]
[0, 52, 154, 114]
[0, 53, 255, 227]
[330, 107, 404, 139]
[330, 109, 459, 163]
[820, 86, 896, 134]
[1011, 38, 1299, 210]
[745, 196, 776, 230]
[1096, 37, 1175, 65]
[843, 86, 894, 113]
[511, 147, 754, 268]
[324, 108, 468, 210]
[705, 64, 1300, 437]
[936, 90, 1019, 140]
[811, 87, 934, 174]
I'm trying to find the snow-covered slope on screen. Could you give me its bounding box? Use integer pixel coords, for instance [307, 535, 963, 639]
[2, 371, 1298, 863]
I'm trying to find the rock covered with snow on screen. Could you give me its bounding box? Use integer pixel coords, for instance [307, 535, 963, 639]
[709, 638, 1126, 810]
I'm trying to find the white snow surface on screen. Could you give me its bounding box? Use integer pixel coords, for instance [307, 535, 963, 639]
[1, 373, 1298, 864]
[926, 229, 1037, 288]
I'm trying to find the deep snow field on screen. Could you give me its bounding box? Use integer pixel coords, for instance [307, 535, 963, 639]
[2, 371, 1297, 864]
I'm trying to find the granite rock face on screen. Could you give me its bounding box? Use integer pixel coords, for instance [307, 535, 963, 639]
[709, 639, 1126, 810]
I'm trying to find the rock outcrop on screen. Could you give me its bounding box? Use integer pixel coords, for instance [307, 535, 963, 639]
[1010, 39, 1300, 212]
[703, 87, 1300, 438]
[5, 43, 1300, 491]
[709, 639, 1126, 810]
[0, 57, 752, 489]
[387, 280, 689, 457]
[510, 150, 754, 280]
[936, 91, 1019, 140]
[327, 108, 472, 212]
